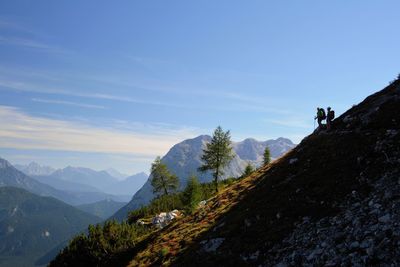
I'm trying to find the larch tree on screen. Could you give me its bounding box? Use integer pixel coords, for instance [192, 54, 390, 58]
[263, 147, 271, 165]
[243, 162, 255, 177]
[150, 156, 179, 196]
[198, 126, 234, 193]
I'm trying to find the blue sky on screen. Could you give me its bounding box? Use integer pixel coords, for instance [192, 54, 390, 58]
[0, 1, 399, 174]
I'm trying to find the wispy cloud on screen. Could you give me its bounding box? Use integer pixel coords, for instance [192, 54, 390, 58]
[0, 105, 200, 156]
[0, 35, 70, 54]
[32, 98, 107, 109]
[0, 17, 70, 54]
[0, 78, 195, 109]
[0, 18, 35, 35]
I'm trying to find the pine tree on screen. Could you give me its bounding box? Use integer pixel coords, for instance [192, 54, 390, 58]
[199, 126, 234, 192]
[182, 175, 202, 213]
[263, 147, 271, 165]
[150, 156, 179, 195]
[243, 162, 255, 177]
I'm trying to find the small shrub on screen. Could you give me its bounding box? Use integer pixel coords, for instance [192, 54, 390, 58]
[181, 176, 202, 213]
[159, 247, 170, 258]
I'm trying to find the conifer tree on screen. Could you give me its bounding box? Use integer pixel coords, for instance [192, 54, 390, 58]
[150, 156, 179, 195]
[199, 126, 234, 192]
[263, 147, 271, 165]
[182, 175, 202, 213]
[243, 162, 255, 177]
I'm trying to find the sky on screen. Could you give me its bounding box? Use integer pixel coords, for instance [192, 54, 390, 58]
[0, 1, 399, 174]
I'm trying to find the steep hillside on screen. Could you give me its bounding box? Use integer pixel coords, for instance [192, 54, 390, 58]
[111, 136, 295, 221]
[0, 187, 101, 267]
[77, 199, 127, 219]
[112, 80, 400, 266]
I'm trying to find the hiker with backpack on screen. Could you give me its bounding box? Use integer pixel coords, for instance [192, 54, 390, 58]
[326, 107, 335, 131]
[315, 107, 326, 129]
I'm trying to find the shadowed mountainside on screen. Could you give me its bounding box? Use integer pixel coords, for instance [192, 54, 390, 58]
[116, 80, 400, 266]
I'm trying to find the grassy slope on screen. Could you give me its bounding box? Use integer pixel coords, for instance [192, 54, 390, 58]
[105, 82, 400, 266]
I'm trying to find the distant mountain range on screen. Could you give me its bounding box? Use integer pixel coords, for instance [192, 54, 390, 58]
[15, 162, 148, 198]
[105, 168, 128, 180]
[111, 135, 296, 221]
[105, 172, 149, 195]
[77, 199, 127, 219]
[14, 162, 56, 176]
[0, 158, 130, 205]
[0, 186, 101, 267]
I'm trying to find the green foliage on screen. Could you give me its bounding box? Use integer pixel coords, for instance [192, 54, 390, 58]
[243, 163, 255, 177]
[199, 126, 234, 192]
[128, 194, 184, 224]
[263, 147, 271, 165]
[50, 220, 148, 266]
[160, 247, 170, 258]
[150, 156, 179, 195]
[181, 176, 202, 213]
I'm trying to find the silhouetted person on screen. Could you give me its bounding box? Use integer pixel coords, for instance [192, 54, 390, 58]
[326, 107, 335, 131]
[315, 107, 326, 129]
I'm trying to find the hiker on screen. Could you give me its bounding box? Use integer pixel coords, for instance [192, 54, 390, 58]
[326, 107, 335, 131]
[315, 107, 326, 129]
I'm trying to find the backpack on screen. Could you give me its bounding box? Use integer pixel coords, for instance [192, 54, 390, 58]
[329, 110, 335, 120]
[320, 109, 326, 120]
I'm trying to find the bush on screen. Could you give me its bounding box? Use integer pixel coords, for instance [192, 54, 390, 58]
[50, 221, 148, 266]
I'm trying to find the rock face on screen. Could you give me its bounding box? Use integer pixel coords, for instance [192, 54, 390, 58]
[111, 136, 296, 221]
[124, 80, 400, 266]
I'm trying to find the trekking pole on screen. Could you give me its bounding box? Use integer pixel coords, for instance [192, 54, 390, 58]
[313, 118, 316, 130]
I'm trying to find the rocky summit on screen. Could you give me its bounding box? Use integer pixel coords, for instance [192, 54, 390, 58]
[118, 80, 400, 266]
